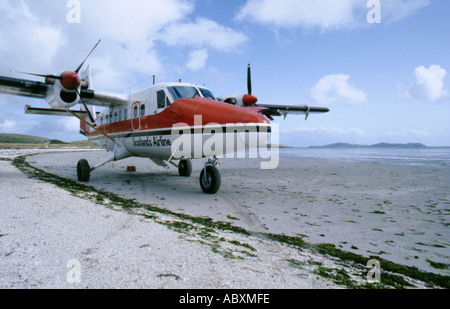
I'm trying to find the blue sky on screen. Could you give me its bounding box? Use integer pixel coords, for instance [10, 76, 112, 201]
[0, 0, 449, 146]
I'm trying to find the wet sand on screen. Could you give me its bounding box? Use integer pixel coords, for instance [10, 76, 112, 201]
[1, 149, 449, 288]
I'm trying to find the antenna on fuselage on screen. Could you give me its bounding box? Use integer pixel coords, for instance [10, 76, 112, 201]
[153, 75, 156, 85]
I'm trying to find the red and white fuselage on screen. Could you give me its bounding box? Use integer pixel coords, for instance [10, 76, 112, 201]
[82, 82, 272, 164]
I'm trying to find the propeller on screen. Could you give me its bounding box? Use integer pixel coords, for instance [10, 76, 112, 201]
[16, 40, 101, 127]
[15, 39, 101, 91]
[243, 63, 258, 107]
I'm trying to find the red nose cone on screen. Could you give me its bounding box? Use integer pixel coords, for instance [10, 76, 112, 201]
[60, 70, 81, 90]
[243, 94, 258, 107]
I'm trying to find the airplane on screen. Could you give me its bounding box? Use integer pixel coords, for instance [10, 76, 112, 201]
[0, 40, 329, 194]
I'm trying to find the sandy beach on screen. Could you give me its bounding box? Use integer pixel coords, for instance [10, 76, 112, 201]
[0, 148, 448, 289]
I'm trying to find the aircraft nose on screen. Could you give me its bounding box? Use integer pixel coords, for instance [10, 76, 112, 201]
[237, 107, 270, 124]
[171, 98, 270, 126]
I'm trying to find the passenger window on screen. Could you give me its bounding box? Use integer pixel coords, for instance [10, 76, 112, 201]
[124, 109, 128, 120]
[157, 90, 166, 109]
[133, 106, 138, 118]
[106, 115, 109, 123]
[114, 112, 118, 122]
[140, 104, 146, 117]
[119, 110, 122, 122]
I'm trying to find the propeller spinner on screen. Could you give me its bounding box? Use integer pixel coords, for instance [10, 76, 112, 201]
[60, 70, 81, 90]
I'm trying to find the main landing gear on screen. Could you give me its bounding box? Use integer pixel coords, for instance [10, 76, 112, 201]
[77, 159, 91, 182]
[77, 157, 222, 194]
[199, 158, 221, 194]
[177, 158, 221, 194]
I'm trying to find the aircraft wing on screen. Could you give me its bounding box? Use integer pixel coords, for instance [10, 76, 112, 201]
[0, 75, 128, 107]
[256, 103, 330, 120]
[0, 76, 49, 99]
[79, 89, 129, 107]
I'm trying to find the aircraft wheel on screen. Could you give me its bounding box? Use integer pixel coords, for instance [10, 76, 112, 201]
[199, 165, 221, 194]
[178, 159, 192, 177]
[77, 159, 91, 182]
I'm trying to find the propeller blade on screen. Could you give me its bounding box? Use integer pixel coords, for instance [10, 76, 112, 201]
[15, 71, 62, 80]
[75, 88, 96, 125]
[75, 39, 102, 74]
[247, 63, 252, 95]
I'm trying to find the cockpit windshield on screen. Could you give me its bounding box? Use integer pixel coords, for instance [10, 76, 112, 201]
[199, 88, 216, 100]
[168, 86, 216, 101]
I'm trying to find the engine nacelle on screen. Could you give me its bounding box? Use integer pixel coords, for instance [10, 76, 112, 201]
[218, 93, 258, 107]
[46, 79, 80, 109]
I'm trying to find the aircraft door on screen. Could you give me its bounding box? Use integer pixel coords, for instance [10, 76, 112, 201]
[131, 101, 140, 131]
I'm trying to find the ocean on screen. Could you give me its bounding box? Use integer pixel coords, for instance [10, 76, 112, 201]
[280, 147, 450, 167]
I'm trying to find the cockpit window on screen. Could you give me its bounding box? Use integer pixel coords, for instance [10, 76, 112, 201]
[167, 86, 216, 101]
[168, 86, 199, 101]
[199, 88, 216, 100]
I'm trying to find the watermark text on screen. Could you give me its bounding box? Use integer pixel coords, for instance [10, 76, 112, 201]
[367, 0, 381, 24]
[67, 0, 81, 24]
[171, 115, 279, 170]
[67, 259, 81, 284]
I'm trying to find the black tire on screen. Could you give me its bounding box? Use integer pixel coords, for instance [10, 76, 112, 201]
[178, 159, 192, 177]
[199, 165, 221, 194]
[77, 159, 91, 182]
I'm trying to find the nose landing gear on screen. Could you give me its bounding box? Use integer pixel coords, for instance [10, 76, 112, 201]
[178, 159, 193, 177]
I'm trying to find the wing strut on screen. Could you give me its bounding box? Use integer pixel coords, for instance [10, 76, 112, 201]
[67, 110, 116, 143]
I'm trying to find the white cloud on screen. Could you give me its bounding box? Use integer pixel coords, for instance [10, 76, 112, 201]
[57, 117, 79, 132]
[186, 49, 209, 71]
[81, 0, 193, 43]
[404, 65, 448, 102]
[311, 74, 366, 104]
[236, 0, 360, 30]
[0, 0, 247, 89]
[236, 0, 430, 30]
[0, 119, 17, 132]
[156, 17, 248, 52]
[0, 0, 66, 72]
[68, 0, 196, 89]
[382, 0, 431, 23]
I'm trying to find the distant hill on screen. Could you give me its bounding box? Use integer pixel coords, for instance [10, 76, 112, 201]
[0, 133, 66, 144]
[370, 143, 427, 148]
[310, 142, 428, 149]
[0, 133, 103, 149]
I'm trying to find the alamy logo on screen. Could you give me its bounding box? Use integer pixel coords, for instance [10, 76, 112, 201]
[367, 259, 381, 283]
[170, 115, 280, 170]
[67, 0, 81, 24]
[67, 259, 82, 284]
[367, 0, 381, 24]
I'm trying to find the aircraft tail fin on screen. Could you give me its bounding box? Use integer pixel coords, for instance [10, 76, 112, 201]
[80, 65, 93, 90]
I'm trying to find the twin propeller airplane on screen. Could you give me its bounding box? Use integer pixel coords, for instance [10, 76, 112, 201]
[0, 40, 329, 194]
